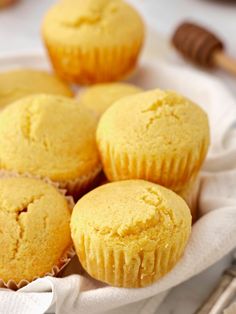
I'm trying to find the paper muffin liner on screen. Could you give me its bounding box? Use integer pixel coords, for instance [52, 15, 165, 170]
[0, 164, 102, 201]
[76, 227, 190, 288]
[0, 246, 75, 291]
[43, 37, 143, 85]
[97, 138, 208, 192]
[57, 164, 102, 200]
[178, 176, 200, 222]
[0, 170, 75, 209]
[0, 170, 76, 290]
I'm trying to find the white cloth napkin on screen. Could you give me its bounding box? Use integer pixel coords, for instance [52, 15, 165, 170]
[0, 53, 236, 314]
[225, 301, 236, 314]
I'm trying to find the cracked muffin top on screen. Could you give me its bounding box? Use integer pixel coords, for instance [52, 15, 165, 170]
[0, 176, 71, 283]
[0, 69, 73, 110]
[97, 89, 209, 155]
[72, 180, 191, 248]
[42, 0, 144, 48]
[71, 180, 191, 287]
[96, 89, 210, 191]
[0, 94, 100, 182]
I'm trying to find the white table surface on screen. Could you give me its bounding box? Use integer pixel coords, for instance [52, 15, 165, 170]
[0, 1, 236, 314]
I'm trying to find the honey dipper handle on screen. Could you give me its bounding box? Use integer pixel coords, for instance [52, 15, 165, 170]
[213, 51, 236, 76]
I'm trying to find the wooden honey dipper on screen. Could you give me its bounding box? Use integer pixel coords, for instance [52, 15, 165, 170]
[172, 22, 236, 76]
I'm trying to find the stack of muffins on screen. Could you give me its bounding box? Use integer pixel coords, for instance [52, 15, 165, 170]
[0, 0, 210, 290]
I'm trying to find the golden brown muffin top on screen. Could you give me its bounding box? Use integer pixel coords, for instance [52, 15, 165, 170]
[0, 69, 72, 109]
[0, 94, 100, 181]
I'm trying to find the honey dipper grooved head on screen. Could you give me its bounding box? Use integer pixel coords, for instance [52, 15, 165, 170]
[172, 22, 224, 67]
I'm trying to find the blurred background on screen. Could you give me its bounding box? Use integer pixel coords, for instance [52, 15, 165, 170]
[1, 0, 236, 94]
[0, 0, 235, 56]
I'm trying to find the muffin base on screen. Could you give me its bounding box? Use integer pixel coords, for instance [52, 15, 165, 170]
[0, 246, 75, 290]
[97, 137, 208, 192]
[0, 164, 102, 200]
[43, 39, 143, 85]
[75, 228, 190, 288]
[58, 164, 102, 200]
[178, 176, 200, 222]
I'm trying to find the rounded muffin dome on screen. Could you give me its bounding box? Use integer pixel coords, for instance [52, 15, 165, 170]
[0, 94, 101, 196]
[96, 89, 210, 192]
[0, 69, 72, 109]
[42, 0, 145, 84]
[71, 180, 191, 288]
[79, 82, 142, 117]
[0, 176, 71, 284]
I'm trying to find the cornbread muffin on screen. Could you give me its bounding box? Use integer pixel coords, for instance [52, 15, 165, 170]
[97, 89, 210, 192]
[0, 69, 72, 109]
[0, 177, 71, 284]
[0, 94, 101, 197]
[71, 180, 191, 288]
[79, 83, 142, 117]
[42, 0, 145, 84]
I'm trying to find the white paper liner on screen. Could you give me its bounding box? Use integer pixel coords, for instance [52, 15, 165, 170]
[0, 169, 75, 210]
[178, 176, 200, 222]
[0, 171, 76, 290]
[57, 164, 102, 200]
[0, 164, 102, 200]
[0, 246, 75, 291]
[0, 165, 102, 199]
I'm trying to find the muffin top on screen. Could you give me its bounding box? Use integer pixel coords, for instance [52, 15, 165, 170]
[79, 83, 142, 117]
[42, 0, 144, 48]
[0, 176, 71, 283]
[97, 89, 210, 161]
[0, 94, 100, 181]
[71, 180, 191, 252]
[0, 69, 73, 109]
